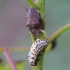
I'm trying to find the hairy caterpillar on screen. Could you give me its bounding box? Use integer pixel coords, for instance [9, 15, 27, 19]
[28, 39, 49, 66]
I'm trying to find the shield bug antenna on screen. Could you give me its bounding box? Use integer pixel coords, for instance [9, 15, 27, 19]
[23, 34, 31, 40]
[23, 7, 28, 12]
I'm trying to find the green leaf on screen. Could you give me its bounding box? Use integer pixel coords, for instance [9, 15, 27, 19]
[16, 62, 24, 70]
[0, 65, 4, 70]
[3, 64, 12, 70]
[35, 0, 45, 17]
[3, 61, 24, 70]
[27, 0, 35, 7]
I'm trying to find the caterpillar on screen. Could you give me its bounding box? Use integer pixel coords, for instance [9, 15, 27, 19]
[26, 8, 44, 40]
[28, 39, 49, 66]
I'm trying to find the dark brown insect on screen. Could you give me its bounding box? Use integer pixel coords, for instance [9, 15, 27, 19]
[25, 8, 44, 40]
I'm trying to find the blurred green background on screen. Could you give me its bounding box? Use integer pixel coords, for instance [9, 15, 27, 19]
[0, 0, 70, 70]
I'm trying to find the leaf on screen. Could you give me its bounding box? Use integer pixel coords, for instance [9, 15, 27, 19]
[27, 0, 35, 7]
[3, 64, 12, 70]
[3, 61, 24, 70]
[35, 0, 45, 17]
[16, 61, 24, 70]
[0, 65, 4, 70]
[45, 43, 52, 53]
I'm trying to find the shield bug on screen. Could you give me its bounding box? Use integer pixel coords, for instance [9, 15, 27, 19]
[24, 7, 44, 40]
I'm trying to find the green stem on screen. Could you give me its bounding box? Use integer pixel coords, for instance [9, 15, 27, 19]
[33, 0, 46, 70]
[33, 53, 44, 70]
[26, 0, 46, 70]
[47, 24, 70, 42]
[34, 24, 70, 70]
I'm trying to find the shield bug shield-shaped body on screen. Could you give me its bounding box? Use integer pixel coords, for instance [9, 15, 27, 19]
[26, 8, 44, 40]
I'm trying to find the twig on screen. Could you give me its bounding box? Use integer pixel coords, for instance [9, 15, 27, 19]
[48, 24, 70, 42]
[3, 47, 17, 70]
[0, 46, 29, 52]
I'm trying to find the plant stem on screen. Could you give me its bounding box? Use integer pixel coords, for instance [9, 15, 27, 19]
[0, 46, 29, 52]
[3, 47, 17, 70]
[33, 0, 46, 70]
[33, 53, 44, 70]
[48, 24, 70, 42]
[26, 0, 46, 70]
[34, 23, 70, 70]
